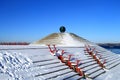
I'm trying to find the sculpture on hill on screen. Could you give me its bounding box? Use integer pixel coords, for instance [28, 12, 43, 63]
[59, 26, 66, 33]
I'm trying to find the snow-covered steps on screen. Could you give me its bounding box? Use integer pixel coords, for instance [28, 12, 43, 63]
[81, 58, 95, 63]
[105, 59, 120, 69]
[100, 54, 118, 59]
[88, 69, 105, 79]
[30, 52, 84, 80]
[32, 55, 56, 62]
[83, 64, 99, 71]
[105, 57, 120, 66]
[38, 62, 65, 69]
[79, 47, 107, 79]
[79, 61, 97, 68]
[65, 74, 82, 80]
[79, 61, 105, 79]
[35, 67, 72, 79]
[83, 45, 120, 79]
[52, 72, 82, 80]
[104, 56, 119, 62]
[33, 59, 61, 66]
[1, 45, 120, 80]
[35, 66, 69, 76]
[105, 57, 120, 65]
[34, 63, 83, 80]
[85, 67, 103, 75]
[31, 46, 119, 80]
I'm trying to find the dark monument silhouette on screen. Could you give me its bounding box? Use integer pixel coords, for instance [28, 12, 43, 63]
[59, 26, 66, 33]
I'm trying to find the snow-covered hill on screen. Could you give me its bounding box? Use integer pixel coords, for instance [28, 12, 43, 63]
[30, 32, 94, 47]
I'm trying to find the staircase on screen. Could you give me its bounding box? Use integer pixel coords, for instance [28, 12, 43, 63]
[1, 45, 120, 80]
[94, 46, 120, 70]
[47, 45, 107, 80]
[75, 51, 106, 79]
[31, 52, 82, 80]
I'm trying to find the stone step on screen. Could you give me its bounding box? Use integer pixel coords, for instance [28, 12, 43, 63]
[88, 69, 105, 79]
[85, 67, 102, 75]
[81, 59, 95, 63]
[102, 55, 119, 60]
[105, 58, 120, 66]
[36, 68, 72, 80]
[33, 59, 61, 66]
[105, 57, 119, 63]
[106, 61, 120, 69]
[82, 64, 99, 71]
[35, 66, 69, 76]
[65, 75, 82, 80]
[96, 53, 116, 58]
[79, 61, 96, 68]
[52, 72, 80, 80]
[32, 55, 57, 63]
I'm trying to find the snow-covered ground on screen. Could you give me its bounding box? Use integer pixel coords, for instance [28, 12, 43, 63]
[0, 50, 33, 80]
[0, 45, 120, 80]
[95, 64, 120, 80]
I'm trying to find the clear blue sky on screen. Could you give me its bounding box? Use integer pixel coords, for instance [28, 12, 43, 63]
[0, 0, 120, 43]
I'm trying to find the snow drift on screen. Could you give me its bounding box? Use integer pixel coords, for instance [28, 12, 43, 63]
[0, 51, 32, 80]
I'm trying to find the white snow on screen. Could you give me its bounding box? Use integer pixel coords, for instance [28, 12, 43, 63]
[95, 64, 120, 80]
[0, 44, 120, 80]
[61, 33, 85, 46]
[30, 32, 95, 47]
[0, 51, 33, 80]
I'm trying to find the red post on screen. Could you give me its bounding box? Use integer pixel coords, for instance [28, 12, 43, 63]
[93, 54, 97, 60]
[68, 55, 72, 61]
[91, 48, 95, 53]
[67, 61, 72, 69]
[85, 45, 89, 52]
[76, 60, 80, 67]
[103, 59, 106, 65]
[74, 60, 84, 76]
[57, 50, 66, 63]
[48, 45, 54, 54]
[96, 58, 100, 64]
[61, 50, 64, 55]
[58, 55, 64, 63]
[66, 55, 73, 68]
[100, 59, 106, 68]
[48, 45, 51, 52]
[75, 67, 83, 76]
[53, 44, 57, 52]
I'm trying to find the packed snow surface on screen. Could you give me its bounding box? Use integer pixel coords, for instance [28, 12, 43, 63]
[0, 45, 120, 80]
[0, 51, 32, 80]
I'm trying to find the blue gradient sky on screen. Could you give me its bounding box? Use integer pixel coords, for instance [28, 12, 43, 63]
[0, 0, 120, 43]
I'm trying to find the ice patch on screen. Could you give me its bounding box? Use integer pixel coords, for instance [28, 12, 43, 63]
[0, 51, 33, 80]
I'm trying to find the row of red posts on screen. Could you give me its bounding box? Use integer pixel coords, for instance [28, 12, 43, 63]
[47, 44, 85, 77]
[85, 45, 106, 68]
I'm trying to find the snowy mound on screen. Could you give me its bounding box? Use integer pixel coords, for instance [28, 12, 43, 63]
[0, 51, 32, 80]
[30, 32, 94, 47]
